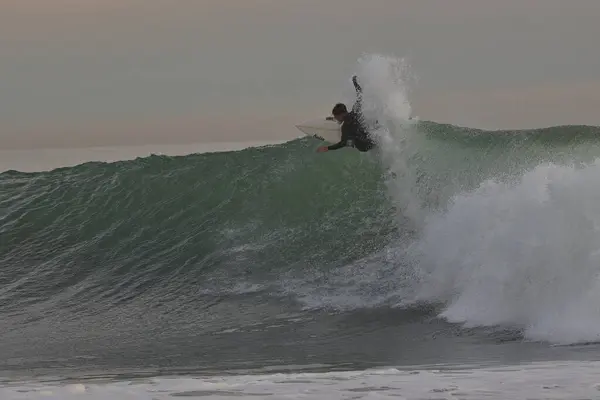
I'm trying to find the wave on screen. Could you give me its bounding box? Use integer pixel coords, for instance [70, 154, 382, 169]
[4, 54, 600, 346]
[0, 140, 396, 321]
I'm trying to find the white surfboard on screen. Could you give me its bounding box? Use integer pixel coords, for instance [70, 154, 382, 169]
[295, 118, 341, 143]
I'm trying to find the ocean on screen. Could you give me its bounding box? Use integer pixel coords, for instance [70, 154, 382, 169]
[3, 55, 600, 399]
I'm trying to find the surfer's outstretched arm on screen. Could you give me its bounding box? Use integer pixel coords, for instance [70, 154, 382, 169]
[317, 140, 344, 152]
[326, 140, 346, 151]
[317, 124, 351, 152]
[325, 125, 349, 151]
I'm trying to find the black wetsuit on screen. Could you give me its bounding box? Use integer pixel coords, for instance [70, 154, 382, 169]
[327, 111, 374, 152]
[327, 78, 375, 152]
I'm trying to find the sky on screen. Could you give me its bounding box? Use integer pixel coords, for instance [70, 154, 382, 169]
[3, 0, 600, 149]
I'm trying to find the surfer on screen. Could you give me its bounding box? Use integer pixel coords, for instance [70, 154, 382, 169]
[317, 75, 375, 153]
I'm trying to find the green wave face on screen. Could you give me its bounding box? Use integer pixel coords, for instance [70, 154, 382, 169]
[3, 122, 600, 309]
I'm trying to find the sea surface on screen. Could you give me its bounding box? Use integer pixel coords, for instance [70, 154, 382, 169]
[4, 55, 600, 399]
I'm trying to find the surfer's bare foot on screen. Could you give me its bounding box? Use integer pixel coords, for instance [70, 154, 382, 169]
[317, 146, 328, 153]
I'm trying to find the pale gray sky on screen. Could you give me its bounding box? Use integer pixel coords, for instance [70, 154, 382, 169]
[3, 0, 600, 149]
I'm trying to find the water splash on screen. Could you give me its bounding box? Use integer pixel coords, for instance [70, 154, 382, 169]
[354, 54, 600, 344]
[354, 54, 425, 229]
[410, 161, 600, 344]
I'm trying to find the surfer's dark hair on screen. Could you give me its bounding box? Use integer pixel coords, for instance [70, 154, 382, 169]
[332, 103, 348, 116]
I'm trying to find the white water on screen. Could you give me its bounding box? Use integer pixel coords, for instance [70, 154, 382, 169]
[356, 53, 600, 345]
[412, 161, 600, 344]
[3, 361, 600, 399]
[355, 54, 425, 227]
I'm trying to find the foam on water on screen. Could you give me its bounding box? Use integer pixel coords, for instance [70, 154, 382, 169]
[411, 161, 600, 344]
[3, 361, 600, 399]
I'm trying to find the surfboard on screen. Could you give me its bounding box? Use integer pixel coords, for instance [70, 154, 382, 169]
[295, 118, 341, 143]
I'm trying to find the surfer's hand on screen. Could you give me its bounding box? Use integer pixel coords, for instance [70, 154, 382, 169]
[317, 146, 329, 153]
[352, 75, 361, 92]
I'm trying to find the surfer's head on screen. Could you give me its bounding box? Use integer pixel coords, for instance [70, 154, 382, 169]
[332, 103, 348, 122]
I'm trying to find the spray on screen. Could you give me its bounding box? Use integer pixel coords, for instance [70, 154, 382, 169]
[354, 53, 600, 344]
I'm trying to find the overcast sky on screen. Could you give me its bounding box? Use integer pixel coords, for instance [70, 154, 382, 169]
[3, 0, 600, 149]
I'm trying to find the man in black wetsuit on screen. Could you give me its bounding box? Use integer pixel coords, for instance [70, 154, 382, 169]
[317, 75, 375, 153]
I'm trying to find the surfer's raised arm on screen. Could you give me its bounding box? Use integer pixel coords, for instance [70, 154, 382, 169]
[351, 75, 362, 114]
[352, 75, 362, 93]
